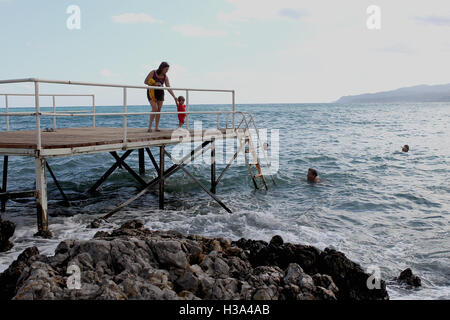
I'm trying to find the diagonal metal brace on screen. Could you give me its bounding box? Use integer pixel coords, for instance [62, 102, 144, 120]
[216, 136, 246, 186]
[110, 151, 147, 187]
[145, 147, 160, 175]
[88, 150, 134, 193]
[45, 162, 70, 207]
[163, 149, 232, 213]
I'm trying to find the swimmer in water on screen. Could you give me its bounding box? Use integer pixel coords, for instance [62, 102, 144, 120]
[307, 168, 321, 183]
[402, 145, 409, 152]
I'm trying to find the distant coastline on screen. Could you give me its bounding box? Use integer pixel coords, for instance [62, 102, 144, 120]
[336, 83, 450, 103]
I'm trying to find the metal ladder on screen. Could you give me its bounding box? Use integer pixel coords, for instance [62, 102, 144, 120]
[233, 112, 276, 190]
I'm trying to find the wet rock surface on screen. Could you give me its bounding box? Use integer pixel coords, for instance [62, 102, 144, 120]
[0, 218, 15, 252]
[395, 268, 421, 287]
[0, 219, 389, 300]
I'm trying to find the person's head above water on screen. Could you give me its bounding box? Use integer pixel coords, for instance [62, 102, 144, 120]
[157, 61, 170, 75]
[402, 145, 409, 152]
[307, 168, 320, 183]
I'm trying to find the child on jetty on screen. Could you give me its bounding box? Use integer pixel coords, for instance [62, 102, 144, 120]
[176, 96, 186, 128]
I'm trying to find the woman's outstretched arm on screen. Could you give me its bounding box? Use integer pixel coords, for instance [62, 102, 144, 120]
[165, 76, 178, 102]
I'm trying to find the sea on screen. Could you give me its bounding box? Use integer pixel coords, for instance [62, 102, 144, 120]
[0, 102, 449, 300]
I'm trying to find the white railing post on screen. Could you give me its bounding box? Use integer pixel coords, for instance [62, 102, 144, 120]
[123, 87, 127, 148]
[92, 95, 96, 128]
[52, 95, 56, 129]
[34, 81, 42, 152]
[232, 90, 235, 130]
[185, 90, 189, 130]
[5, 95, 9, 131]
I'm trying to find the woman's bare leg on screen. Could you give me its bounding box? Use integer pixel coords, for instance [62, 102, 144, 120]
[148, 100, 158, 132]
[155, 100, 164, 131]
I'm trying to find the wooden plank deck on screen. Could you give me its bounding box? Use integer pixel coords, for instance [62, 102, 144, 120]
[0, 127, 242, 151]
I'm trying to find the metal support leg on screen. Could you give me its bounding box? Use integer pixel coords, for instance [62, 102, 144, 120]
[34, 157, 52, 238]
[45, 161, 70, 207]
[1, 156, 8, 212]
[139, 148, 145, 175]
[159, 145, 165, 210]
[211, 139, 216, 194]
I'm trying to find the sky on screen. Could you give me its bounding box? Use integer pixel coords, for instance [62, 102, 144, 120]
[1, 0, 450, 106]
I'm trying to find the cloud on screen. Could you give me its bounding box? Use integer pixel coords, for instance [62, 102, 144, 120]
[112, 13, 163, 24]
[100, 69, 120, 78]
[172, 24, 227, 37]
[226, 41, 247, 48]
[376, 44, 414, 54]
[218, 0, 308, 22]
[278, 8, 307, 20]
[414, 15, 450, 26]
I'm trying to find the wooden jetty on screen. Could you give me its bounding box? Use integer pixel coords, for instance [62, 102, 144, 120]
[0, 78, 274, 238]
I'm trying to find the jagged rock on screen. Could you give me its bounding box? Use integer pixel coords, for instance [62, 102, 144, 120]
[396, 268, 421, 287]
[89, 218, 104, 229]
[0, 246, 40, 299]
[0, 219, 15, 252]
[0, 220, 390, 300]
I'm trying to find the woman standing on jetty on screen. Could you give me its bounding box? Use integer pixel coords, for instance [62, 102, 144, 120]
[144, 62, 178, 132]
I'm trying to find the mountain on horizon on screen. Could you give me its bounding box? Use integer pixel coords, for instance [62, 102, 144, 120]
[336, 83, 450, 103]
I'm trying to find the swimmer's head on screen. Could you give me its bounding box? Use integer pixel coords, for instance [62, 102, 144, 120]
[307, 168, 318, 182]
[402, 145, 409, 152]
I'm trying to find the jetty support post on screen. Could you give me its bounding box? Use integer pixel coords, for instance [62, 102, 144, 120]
[139, 149, 145, 175]
[1, 156, 8, 212]
[211, 138, 216, 194]
[34, 157, 52, 238]
[159, 145, 165, 209]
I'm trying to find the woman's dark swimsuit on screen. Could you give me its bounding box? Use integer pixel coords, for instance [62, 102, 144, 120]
[147, 70, 166, 103]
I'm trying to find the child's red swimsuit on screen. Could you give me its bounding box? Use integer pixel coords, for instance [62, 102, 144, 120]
[177, 104, 186, 125]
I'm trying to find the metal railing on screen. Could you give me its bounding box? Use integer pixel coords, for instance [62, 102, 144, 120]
[0, 78, 236, 152]
[0, 93, 95, 130]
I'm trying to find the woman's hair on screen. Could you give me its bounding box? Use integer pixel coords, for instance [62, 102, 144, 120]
[178, 96, 185, 102]
[157, 61, 170, 75]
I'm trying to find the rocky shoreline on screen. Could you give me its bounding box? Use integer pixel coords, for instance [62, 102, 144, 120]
[0, 219, 390, 300]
